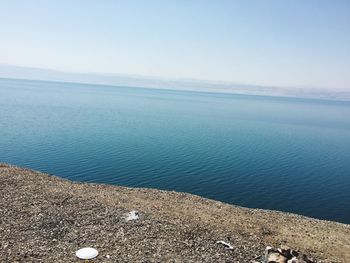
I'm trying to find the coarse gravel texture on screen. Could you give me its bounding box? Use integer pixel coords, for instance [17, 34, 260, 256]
[0, 164, 349, 262]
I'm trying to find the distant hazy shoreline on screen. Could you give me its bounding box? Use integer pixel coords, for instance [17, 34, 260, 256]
[1, 76, 350, 104]
[1, 64, 350, 101]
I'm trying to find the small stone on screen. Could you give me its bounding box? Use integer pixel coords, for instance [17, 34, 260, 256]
[290, 250, 299, 257]
[267, 252, 287, 263]
[287, 257, 299, 263]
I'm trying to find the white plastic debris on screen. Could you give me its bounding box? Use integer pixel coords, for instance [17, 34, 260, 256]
[216, 240, 233, 250]
[125, 210, 139, 221]
[265, 246, 273, 251]
[75, 247, 98, 259]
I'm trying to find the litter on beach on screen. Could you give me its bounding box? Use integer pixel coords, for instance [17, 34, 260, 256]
[216, 240, 233, 250]
[125, 210, 139, 221]
[75, 247, 98, 259]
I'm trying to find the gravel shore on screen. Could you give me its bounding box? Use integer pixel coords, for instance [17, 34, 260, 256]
[0, 164, 349, 262]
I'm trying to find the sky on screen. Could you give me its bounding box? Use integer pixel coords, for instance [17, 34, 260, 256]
[0, 0, 349, 89]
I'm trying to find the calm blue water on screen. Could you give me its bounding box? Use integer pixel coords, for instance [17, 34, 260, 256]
[1, 78, 350, 223]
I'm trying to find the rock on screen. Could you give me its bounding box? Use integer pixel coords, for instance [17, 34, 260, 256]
[265, 246, 314, 263]
[287, 257, 299, 263]
[290, 250, 299, 258]
[267, 252, 287, 263]
[278, 247, 291, 258]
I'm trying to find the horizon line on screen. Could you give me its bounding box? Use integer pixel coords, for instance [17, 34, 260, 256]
[1, 63, 347, 92]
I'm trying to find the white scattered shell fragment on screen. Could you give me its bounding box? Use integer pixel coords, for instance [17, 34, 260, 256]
[75, 247, 98, 259]
[125, 210, 139, 221]
[216, 240, 233, 250]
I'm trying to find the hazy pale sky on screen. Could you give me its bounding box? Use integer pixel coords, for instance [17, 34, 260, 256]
[0, 0, 349, 89]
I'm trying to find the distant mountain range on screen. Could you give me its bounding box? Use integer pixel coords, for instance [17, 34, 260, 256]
[1, 64, 349, 101]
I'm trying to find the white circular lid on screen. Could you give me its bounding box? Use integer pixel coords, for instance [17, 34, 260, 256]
[75, 247, 98, 259]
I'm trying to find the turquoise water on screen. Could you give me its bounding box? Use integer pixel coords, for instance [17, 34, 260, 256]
[1, 78, 350, 223]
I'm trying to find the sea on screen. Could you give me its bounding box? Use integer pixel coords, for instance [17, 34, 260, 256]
[1, 78, 349, 223]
